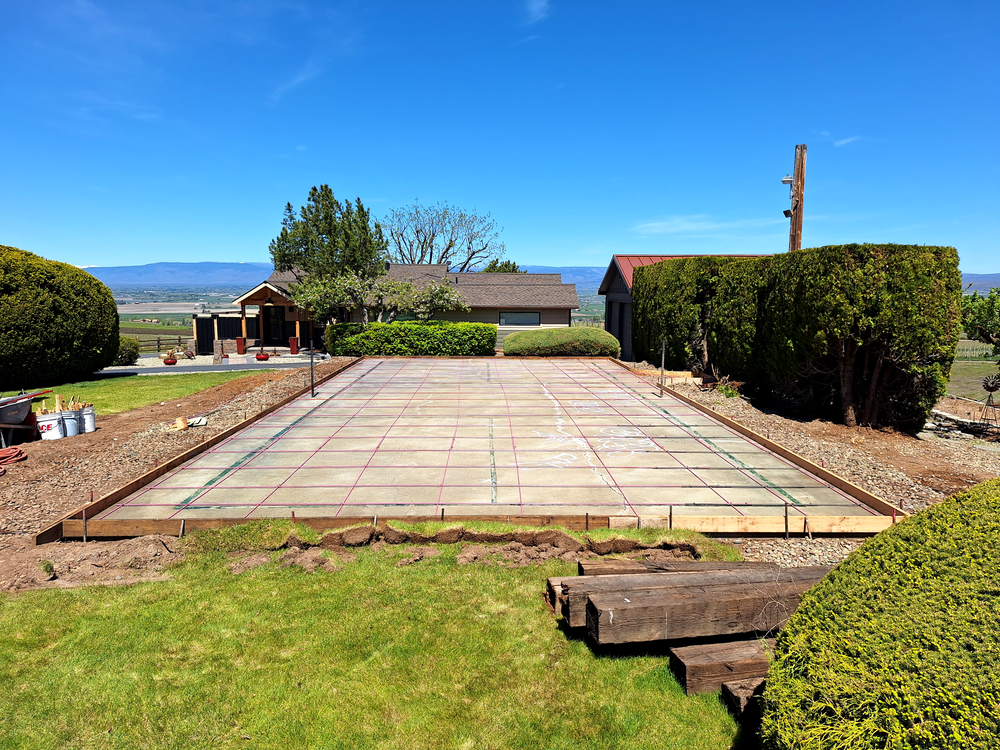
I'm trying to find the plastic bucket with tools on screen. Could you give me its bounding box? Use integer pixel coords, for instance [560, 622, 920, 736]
[37, 413, 65, 440]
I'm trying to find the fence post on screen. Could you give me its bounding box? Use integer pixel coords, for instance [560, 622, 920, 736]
[157, 337, 162, 352]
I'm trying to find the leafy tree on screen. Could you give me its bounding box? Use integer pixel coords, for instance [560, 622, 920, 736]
[384, 201, 506, 272]
[269, 185, 387, 282]
[412, 278, 470, 321]
[962, 287, 1000, 357]
[291, 273, 468, 327]
[480, 259, 524, 273]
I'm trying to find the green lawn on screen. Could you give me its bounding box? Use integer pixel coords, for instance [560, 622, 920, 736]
[3, 371, 274, 415]
[121, 323, 191, 335]
[946, 359, 1000, 400]
[0, 522, 741, 750]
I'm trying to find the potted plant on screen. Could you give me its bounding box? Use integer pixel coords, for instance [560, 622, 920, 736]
[255, 346, 269, 362]
[163, 348, 179, 366]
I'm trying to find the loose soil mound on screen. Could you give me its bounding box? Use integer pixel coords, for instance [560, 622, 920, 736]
[0, 535, 182, 593]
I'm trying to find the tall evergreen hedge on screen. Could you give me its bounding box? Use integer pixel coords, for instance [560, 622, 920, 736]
[631, 245, 962, 430]
[0, 245, 119, 390]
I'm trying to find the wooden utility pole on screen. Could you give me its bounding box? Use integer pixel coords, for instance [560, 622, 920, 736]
[786, 144, 807, 252]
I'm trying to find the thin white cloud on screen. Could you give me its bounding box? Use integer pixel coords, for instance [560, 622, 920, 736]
[513, 34, 541, 46]
[633, 214, 786, 236]
[271, 59, 323, 102]
[834, 135, 862, 147]
[525, 0, 550, 24]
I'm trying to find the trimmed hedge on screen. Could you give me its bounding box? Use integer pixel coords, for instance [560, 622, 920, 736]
[336, 321, 497, 356]
[631, 245, 962, 430]
[761, 479, 1000, 749]
[324, 323, 365, 356]
[115, 336, 141, 366]
[0, 245, 119, 389]
[503, 327, 621, 357]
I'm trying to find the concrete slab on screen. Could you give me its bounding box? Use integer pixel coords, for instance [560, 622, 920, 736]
[93, 358, 883, 522]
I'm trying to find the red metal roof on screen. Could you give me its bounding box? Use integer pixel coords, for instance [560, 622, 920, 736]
[614, 255, 690, 288]
[598, 254, 771, 294]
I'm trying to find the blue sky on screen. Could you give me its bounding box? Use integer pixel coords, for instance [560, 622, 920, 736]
[2, 1, 997, 271]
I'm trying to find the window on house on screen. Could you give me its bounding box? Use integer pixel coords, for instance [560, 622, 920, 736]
[499, 311, 540, 326]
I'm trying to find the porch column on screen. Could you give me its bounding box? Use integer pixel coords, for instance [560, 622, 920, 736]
[241, 305, 247, 338]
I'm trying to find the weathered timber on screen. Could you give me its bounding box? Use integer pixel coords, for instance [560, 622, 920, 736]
[545, 577, 574, 612]
[586, 578, 818, 645]
[668, 639, 774, 694]
[577, 559, 779, 576]
[562, 566, 830, 629]
[721, 676, 767, 718]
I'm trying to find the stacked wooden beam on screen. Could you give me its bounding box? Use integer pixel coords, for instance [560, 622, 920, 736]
[547, 559, 830, 697]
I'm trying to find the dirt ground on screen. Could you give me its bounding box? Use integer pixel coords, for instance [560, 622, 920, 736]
[3, 357, 999, 591]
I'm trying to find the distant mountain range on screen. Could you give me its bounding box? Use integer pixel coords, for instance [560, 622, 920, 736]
[962, 273, 1000, 294]
[86, 262, 273, 287]
[84, 262, 996, 292]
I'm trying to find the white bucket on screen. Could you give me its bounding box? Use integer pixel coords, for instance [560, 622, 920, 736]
[63, 410, 81, 437]
[37, 413, 65, 440]
[82, 406, 96, 433]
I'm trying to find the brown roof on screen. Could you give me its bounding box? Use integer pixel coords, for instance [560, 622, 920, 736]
[255, 264, 579, 310]
[389, 264, 578, 309]
[265, 268, 299, 293]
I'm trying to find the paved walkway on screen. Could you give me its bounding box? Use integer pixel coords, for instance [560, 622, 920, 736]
[94, 358, 880, 522]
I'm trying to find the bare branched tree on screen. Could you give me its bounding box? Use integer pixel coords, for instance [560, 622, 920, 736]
[384, 201, 506, 272]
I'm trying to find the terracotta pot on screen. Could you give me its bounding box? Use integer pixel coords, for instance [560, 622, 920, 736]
[255, 353, 269, 361]
[164, 358, 178, 366]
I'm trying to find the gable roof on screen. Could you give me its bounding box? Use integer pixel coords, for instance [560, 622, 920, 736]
[598, 254, 769, 294]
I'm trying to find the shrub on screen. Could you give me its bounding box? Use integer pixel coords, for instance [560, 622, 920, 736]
[340, 322, 497, 356]
[631, 245, 962, 430]
[114, 336, 141, 366]
[0, 245, 119, 390]
[324, 323, 365, 356]
[761, 479, 1000, 750]
[503, 327, 621, 357]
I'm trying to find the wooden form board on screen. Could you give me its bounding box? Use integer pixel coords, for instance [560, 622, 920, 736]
[609, 514, 895, 535]
[56, 514, 614, 542]
[33, 358, 364, 546]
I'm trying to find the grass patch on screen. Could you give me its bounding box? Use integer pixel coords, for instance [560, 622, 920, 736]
[2, 371, 275, 415]
[945, 359, 999, 399]
[0, 522, 739, 749]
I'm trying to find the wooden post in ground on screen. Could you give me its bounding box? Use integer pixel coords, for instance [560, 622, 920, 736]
[787, 144, 807, 253]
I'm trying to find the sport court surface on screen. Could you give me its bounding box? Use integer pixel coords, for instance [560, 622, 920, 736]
[94, 358, 881, 522]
